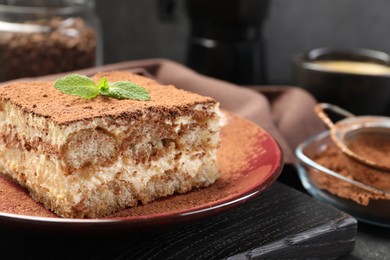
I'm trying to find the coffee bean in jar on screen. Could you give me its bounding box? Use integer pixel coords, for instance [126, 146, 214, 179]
[0, 0, 101, 81]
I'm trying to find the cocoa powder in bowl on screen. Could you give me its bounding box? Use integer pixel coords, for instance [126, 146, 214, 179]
[298, 131, 390, 225]
[310, 143, 390, 206]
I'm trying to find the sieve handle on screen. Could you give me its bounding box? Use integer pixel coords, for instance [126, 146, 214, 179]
[314, 103, 355, 129]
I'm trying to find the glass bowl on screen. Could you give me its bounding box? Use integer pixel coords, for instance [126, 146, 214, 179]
[296, 131, 390, 227]
[0, 0, 102, 81]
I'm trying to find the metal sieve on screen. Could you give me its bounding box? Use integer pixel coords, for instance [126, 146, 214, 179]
[315, 103, 390, 192]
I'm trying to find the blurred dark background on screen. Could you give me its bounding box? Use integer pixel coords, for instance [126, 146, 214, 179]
[95, 0, 390, 85]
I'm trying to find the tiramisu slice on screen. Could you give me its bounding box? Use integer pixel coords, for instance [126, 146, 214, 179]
[0, 71, 221, 218]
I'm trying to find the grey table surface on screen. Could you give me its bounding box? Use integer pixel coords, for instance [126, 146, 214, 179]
[345, 223, 390, 260]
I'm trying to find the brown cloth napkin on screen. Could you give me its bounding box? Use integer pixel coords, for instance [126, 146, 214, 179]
[5, 58, 325, 165]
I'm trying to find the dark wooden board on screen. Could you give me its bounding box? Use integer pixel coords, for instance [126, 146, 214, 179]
[0, 182, 356, 259]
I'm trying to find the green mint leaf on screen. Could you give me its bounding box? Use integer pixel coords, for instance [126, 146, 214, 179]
[98, 77, 109, 91]
[100, 81, 150, 100]
[54, 74, 99, 99]
[54, 74, 151, 101]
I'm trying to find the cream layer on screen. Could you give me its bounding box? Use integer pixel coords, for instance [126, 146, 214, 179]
[0, 142, 218, 218]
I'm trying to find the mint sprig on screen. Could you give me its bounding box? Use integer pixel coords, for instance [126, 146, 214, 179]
[54, 74, 99, 99]
[54, 74, 151, 100]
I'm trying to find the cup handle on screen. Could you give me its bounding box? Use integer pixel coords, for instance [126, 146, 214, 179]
[314, 103, 355, 129]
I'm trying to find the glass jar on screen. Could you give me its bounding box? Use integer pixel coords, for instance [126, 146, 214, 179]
[0, 0, 102, 81]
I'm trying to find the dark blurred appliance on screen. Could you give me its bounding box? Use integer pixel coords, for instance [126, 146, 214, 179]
[185, 0, 270, 85]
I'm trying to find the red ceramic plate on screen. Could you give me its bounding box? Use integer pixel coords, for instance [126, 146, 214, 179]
[0, 112, 283, 232]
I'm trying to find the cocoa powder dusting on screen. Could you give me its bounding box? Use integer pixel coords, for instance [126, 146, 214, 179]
[0, 71, 216, 126]
[310, 143, 390, 206]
